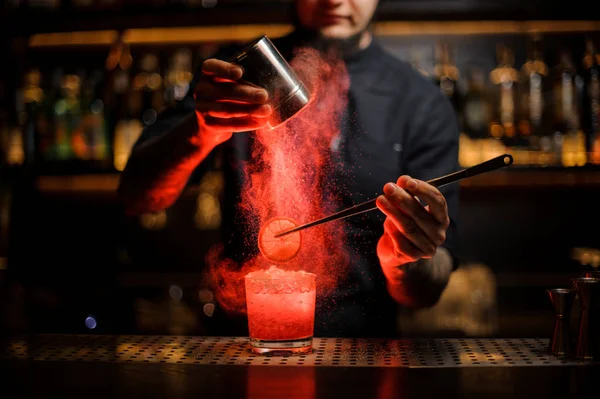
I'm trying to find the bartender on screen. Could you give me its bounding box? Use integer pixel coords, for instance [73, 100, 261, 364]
[118, 0, 460, 338]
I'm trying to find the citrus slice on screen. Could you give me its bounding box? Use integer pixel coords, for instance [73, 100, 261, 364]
[258, 217, 302, 263]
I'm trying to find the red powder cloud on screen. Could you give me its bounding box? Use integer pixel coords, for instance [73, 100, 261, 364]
[207, 47, 351, 315]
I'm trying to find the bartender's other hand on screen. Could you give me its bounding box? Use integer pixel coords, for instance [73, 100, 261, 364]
[193, 59, 271, 146]
[376, 175, 449, 270]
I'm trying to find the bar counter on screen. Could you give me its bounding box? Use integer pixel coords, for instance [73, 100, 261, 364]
[1, 334, 598, 398]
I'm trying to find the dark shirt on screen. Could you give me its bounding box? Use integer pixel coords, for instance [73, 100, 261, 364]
[133, 30, 460, 338]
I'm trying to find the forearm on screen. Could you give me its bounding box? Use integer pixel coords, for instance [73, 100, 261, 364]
[118, 112, 216, 216]
[384, 247, 454, 308]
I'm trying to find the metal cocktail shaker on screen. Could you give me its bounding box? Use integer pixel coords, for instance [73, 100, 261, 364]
[572, 277, 600, 360]
[231, 35, 311, 129]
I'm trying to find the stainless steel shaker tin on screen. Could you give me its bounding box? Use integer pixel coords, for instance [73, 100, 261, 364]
[231, 35, 311, 129]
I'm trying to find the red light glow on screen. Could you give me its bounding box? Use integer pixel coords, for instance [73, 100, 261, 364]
[207, 47, 351, 315]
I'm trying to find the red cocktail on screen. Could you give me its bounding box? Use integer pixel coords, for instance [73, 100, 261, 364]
[245, 266, 316, 354]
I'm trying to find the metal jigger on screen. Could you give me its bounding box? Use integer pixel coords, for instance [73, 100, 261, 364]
[547, 288, 575, 357]
[572, 277, 600, 361]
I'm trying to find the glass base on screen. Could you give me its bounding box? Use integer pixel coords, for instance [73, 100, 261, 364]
[249, 336, 313, 355]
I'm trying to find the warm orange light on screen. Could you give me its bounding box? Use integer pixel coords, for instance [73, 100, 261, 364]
[35, 175, 119, 192]
[29, 30, 118, 47]
[122, 25, 293, 45]
[374, 20, 600, 36]
[26, 21, 600, 48]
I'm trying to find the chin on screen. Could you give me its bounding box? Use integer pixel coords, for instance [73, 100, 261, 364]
[319, 26, 358, 40]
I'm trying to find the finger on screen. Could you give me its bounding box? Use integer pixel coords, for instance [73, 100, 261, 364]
[383, 218, 426, 261]
[196, 101, 272, 118]
[203, 115, 269, 132]
[377, 195, 437, 257]
[381, 182, 445, 247]
[201, 59, 244, 81]
[195, 80, 268, 104]
[397, 176, 448, 225]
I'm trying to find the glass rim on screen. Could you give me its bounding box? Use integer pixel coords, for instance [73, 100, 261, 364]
[244, 271, 317, 282]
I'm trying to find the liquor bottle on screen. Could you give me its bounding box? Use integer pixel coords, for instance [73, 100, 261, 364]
[489, 44, 519, 147]
[52, 71, 81, 161]
[553, 49, 582, 133]
[518, 33, 551, 151]
[165, 48, 193, 106]
[462, 65, 493, 140]
[111, 63, 143, 172]
[79, 69, 109, 161]
[21, 69, 44, 164]
[6, 81, 28, 166]
[0, 111, 7, 165]
[433, 42, 462, 120]
[582, 38, 600, 164]
[35, 69, 59, 163]
[4, 103, 25, 166]
[553, 49, 585, 166]
[132, 53, 164, 128]
[105, 37, 133, 163]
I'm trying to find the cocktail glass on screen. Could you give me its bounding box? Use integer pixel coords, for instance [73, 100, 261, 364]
[245, 266, 316, 354]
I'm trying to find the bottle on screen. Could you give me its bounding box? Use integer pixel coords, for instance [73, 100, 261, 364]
[105, 37, 133, 167]
[165, 48, 193, 106]
[518, 33, 551, 151]
[36, 69, 58, 163]
[111, 61, 144, 172]
[582, 38, 600, 164]
[132, 53, 164, 128]
[53, 71, 81, 161]
[553, 49, 581, 133]
[0, 111, 8, 165]
[462, 64, 493, 140]
[553, 49, 585, 166]
[458, 64, 495, 167]
[3, 94, 27, 165]
[433, 42, 462, 120]
[4, 99, 25, 166]
[79, 69, 109, 161]
[45, 68, 63, 161]
[21, 69, 45, 164]
[490, 44, 519, 147]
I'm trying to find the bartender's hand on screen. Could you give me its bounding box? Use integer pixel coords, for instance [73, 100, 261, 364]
[193, 59, 272, 147]
[375, 175, 450, 274]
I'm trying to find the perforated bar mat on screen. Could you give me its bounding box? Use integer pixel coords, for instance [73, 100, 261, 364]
[2, 335, 597, 368]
